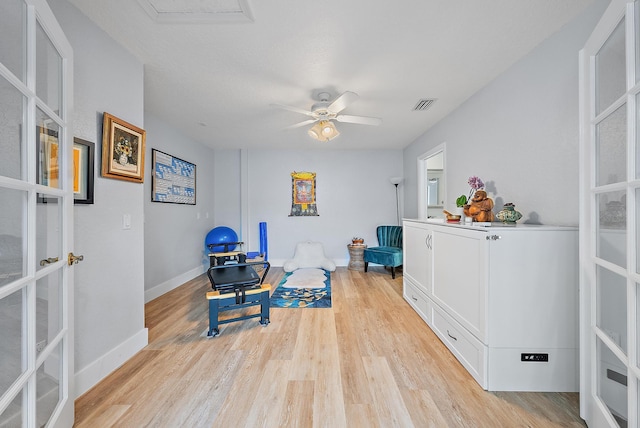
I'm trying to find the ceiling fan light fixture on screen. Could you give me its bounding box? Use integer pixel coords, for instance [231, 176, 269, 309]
[308, 120, 339, 142]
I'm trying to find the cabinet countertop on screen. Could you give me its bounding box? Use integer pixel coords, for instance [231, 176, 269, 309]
[403, 218, 577, 231]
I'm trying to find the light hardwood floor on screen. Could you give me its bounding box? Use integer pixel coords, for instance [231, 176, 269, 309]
[74, 267, 586, 427]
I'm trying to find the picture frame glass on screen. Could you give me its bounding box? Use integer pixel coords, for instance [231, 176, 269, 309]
[38, 125, 60, 189]
[73, 137, 95, 204]
[110, 124, 141, 176]
[101, 113, 146, 183]
[151, 149, 196, 205]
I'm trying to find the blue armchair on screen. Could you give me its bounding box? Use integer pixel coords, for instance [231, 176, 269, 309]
[363, 226, 403, 279]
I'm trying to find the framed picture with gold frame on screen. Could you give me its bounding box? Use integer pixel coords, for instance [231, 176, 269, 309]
[289, 171, 319, 216]
[101, 112, 146, 183]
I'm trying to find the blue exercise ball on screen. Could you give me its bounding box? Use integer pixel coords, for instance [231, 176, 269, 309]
[205, 226, 238, 252]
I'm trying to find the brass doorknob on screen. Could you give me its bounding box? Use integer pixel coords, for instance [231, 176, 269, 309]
[68, 252, 84, 266]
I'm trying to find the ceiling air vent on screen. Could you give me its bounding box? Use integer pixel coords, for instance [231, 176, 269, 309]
[413, 98, 437, 111]
[137, 0, 254, 24]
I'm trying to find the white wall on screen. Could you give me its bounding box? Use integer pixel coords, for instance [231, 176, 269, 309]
[143, 113, 217, 302]
[213, 150, 242, 234]
[402, 0, 610, 227]
[50, 0, 147, 396]
[222, 149, 404, 266]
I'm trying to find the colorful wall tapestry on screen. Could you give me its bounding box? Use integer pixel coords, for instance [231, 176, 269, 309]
[289, 171, 318, 216]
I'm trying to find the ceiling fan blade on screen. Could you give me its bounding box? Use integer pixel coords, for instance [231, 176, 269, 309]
[284, 119, 318, 130]
[270, 103, 315, 117]
[335, 114, 382, 126]
[327, 91, 359, 114]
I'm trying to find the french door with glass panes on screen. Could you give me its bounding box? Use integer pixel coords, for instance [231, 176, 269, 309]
[580, 0, 640, 426]
[0, 0, 75, 427]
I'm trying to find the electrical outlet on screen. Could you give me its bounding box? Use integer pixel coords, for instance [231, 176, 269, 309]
[36, 340, 47, 353]
[521, 353, 548, 362]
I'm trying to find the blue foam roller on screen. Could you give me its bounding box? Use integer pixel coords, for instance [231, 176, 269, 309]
[259, 222, 268, 260]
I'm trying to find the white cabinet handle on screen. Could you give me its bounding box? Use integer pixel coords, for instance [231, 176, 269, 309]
[411, 295, 418, 301]
[447, 330, 458, 341]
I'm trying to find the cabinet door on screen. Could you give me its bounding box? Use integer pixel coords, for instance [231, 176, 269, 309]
[403, 222, 432, 294]
[432, 227, 488, 342]
[487, 229, 578, 349]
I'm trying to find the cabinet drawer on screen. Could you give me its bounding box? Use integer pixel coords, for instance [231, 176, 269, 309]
[404, 280, 432, 325]
[432, 305, 487, 389]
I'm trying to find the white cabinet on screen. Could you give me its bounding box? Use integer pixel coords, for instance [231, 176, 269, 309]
[403, 219, 578, 392]
[403, 221, 433, 295]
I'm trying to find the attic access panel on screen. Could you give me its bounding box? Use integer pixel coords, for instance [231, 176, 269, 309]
[137, 0, 254, 23]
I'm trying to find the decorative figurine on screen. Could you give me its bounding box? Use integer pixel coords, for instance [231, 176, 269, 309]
[496, 202, 523, 224]
[463, 190, 495, 222]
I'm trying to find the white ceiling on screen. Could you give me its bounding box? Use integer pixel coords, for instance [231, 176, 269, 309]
[67, 0, 595, 150]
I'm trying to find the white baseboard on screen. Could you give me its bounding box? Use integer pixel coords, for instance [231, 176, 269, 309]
[74, 328, 148, 398]
[144, 265, 207, 303]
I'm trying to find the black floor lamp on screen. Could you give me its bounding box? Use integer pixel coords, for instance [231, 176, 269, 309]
[390, 177, 404, 226]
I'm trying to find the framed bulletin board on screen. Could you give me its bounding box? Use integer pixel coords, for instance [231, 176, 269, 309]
[151, 149, 196, 205]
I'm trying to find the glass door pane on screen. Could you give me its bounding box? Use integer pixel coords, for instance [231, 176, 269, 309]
[597, 337, 629, 426]
[0, 188, 26, 287]
[637, 189, 640, 275]
[35, 20, 61, 116]
[596, 104, 627, 186]
[637, 282, 640, 367]
[36, 341, 62, 427]
[597, 190, 627, 268]
[597, 266, 628, 353]
[596, 18, 626, 115]
[0, 288, 25, 394]
[0, 77, 26, 180]
[0, 0, 25, 83]
[35, 196, 60, 272]
[636, 94, 640, 180]
[0, 388, 24, 426]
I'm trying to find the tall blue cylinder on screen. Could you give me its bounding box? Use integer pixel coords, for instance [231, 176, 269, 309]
[259, 222, 268, 260]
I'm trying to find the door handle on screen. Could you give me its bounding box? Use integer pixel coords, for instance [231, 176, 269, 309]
[68, 252, 84, 265]
[39, 257, 59, 266]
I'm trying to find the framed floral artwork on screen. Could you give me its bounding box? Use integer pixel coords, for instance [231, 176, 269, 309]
[289, 171, 319, 216]
[101, 112, 146, 183]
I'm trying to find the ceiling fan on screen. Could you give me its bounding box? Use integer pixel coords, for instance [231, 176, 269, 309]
[271, 91, 382, 141]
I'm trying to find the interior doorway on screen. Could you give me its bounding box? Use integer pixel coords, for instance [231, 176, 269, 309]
[417, 143, 446, 220]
